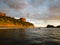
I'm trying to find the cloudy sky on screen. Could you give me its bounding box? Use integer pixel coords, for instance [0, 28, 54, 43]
[0, 0, 60, 27]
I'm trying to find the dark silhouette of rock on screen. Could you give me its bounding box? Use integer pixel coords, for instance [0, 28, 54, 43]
[47, 25, 55, 28]
[56, 25, 60, 28]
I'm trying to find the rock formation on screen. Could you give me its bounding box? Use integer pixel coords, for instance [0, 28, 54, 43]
[0, 12, 6, 16]
[0, 12, 34, 28]
[56, 25, 60, 28]
[47, 25, 55, 28]
[20, 18, 26, 22]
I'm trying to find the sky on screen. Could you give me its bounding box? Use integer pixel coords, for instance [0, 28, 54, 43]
[0, 0, 60, 27]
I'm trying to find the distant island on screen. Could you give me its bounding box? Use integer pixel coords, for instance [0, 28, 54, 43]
[47, 25, 55, 28]
[47, 25, 60, 28]
[0, 12, 34, 28]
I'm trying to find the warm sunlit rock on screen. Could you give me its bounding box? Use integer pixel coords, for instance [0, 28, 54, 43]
[20, 18, 26, 22]
[0, 12, 34, 28]
[0, 12, 6, 16]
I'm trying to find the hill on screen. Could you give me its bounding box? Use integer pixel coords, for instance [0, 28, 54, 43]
[0, 12, 34, 28]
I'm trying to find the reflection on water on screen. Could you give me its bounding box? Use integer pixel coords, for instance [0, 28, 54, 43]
[0, 29, 26, 40]
[0, 29, 27, 45]
[0, 28, 60, 45]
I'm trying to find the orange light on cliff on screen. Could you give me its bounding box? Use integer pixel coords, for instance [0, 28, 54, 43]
[0, 12, 6, 16]
[20, 18, 26, 22]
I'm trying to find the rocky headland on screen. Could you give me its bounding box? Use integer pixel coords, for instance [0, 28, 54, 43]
[0, 12, 34, 28]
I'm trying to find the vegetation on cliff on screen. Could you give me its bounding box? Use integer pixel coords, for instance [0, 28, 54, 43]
[0, 12, 34, 28]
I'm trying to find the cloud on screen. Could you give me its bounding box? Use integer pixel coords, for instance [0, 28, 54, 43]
[0, 0, 60, 20]
[0, 0, 29, 9]
[48, 0, 60, 20]
[0, 0, 30, 17]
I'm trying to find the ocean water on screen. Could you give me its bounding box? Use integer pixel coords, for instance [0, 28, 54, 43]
[0, 28, 60, 45]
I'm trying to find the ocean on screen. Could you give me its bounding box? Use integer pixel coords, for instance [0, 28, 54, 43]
[0, 28, 60, 45]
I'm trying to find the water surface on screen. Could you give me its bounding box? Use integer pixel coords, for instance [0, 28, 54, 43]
[0, 28, 60, 45]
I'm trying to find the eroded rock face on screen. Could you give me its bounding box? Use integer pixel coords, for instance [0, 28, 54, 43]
[0, 12, 6, 16]
[20, 18, 26, 22]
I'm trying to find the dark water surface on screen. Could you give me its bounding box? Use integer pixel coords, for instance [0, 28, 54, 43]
[0, 28, 60, 45]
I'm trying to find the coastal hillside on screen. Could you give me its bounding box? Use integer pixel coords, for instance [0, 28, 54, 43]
[0, 12, 34, 28]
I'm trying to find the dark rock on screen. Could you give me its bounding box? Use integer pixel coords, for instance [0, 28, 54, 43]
[56, 25, 60, 28]
[47, 25, 55, 28]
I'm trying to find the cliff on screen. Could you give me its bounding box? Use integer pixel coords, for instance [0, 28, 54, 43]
[0, 12, 6, 16]
[0, 12, 34, 28]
